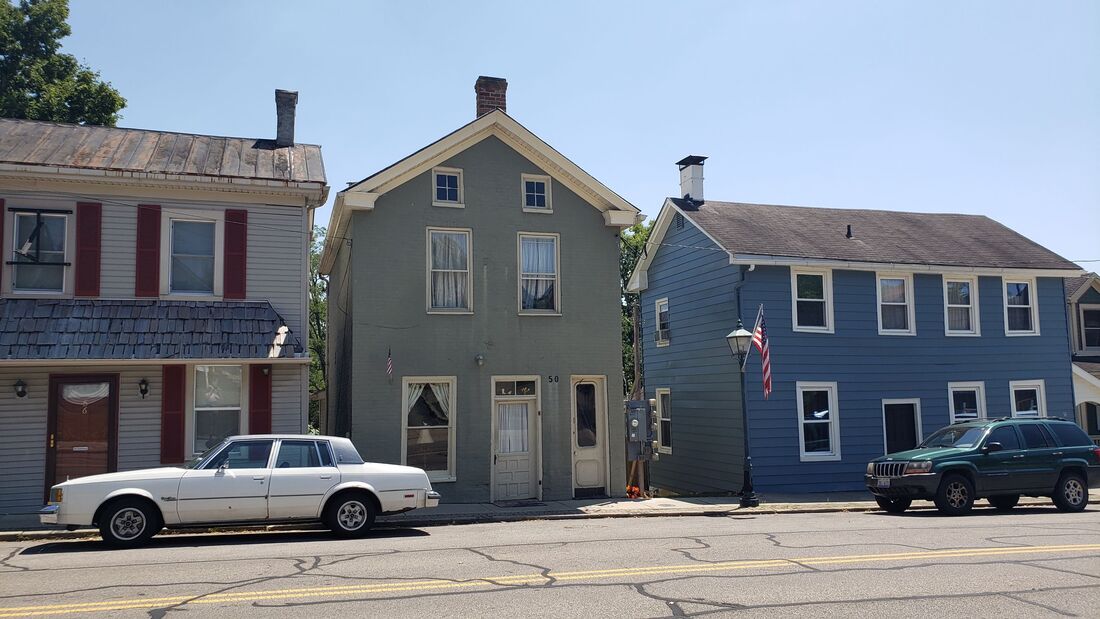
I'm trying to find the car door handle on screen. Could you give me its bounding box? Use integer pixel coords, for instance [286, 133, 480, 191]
[1052, 452, 1063, 456]
[319, 474, 333, 480]
[1012, 455, 1025, 459]
[252, 475, 266, 480]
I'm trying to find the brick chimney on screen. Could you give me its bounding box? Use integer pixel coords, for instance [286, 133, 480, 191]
[275, 89, 298, 147]
[474, 76, 507, 117]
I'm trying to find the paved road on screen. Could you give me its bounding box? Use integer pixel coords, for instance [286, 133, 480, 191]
[0, 505, 1098, 618]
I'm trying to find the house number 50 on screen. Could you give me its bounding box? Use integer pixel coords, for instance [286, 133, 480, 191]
[547, 375, 559, 383]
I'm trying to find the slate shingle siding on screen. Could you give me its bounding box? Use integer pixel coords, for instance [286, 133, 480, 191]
[0, 299, 300, 360]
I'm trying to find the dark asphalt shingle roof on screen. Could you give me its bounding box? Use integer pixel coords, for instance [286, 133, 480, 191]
[1076, 362, 1100, 381]
[673, 199, 1080, 271]
[1065, 274, 1098, 300]
[0, 300, 300, 360]
[0, 118, 326, 184]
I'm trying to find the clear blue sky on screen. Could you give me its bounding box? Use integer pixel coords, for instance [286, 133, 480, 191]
[65, 1, 1098, 265]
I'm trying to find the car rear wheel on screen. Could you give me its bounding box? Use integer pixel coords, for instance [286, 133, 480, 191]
[1052, 473, 1088, 513]
[875, 497, 912, 514]
[98, 498, 161, 548]
[324, 492, 377, 537]
[934, 474, 975, 516]
[988, 494, 1020, 511]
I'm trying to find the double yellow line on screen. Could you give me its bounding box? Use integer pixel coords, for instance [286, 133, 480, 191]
[2, 543, 1098, 617]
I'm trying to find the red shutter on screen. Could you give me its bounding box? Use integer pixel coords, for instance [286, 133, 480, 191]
[74, 202, 102, 297]
[135, 204, 161, 297]
[160, 365, 186, 464]
[249, 365, 273, 434]
[224, 209, 247, 299]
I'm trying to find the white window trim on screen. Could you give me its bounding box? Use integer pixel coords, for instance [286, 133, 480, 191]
[790, 268, 834, 334]
[160, 209, 225, 299]
[3, 208, 76, 298]
[943, 276, 981, 336]
[875, 272, 916, 336]
[431, 167, 465, 208]
[881, 398, 923, 455]
[1003, 276, 1040, 336]
[1078, 304, 1100, 353]
[400, 375, 457, 483]
[1009, 379, 1047, 418]
[655, 297, 670, 347]
[425, 227, 473, 315]
[947, 381, 987, 423]
[521, 173, 553, 213]
[796, 381, 841, 462]
[185, 363, 250, 459]
[517, 232, 562, 316]
[655, 387, 672, 454]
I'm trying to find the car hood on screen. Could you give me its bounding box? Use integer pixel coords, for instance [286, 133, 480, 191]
[878, 447, 973, 461]
[56, 467, 187, 487]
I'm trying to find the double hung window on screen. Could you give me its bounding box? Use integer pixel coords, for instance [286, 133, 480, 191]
[944, 277, 979, 335]
[1080, 306, 1100, 351]
[1004, 278, 1038, 335]
[193, 365, 243, 454]
[791, 269, 832, 332]
[1010, 380, 1046, 418]
[519, 233, 559, 313]
[427, 229, 471, 312]
[947, 382, 986, 422]
[877, 274, 915, 335]
[403, 378, 456, 481]
[797, 382, 840, 461]
[11, 211, 68, 293]
[170, 219, 216, 294]
[655, 388, 672, 453]
[655, 298, 670, 345]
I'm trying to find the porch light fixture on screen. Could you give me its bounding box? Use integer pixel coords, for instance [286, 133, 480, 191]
[724, 319, 760, 508]
[474, 354, 485, 367]
[13, 380, 27, 399]
[138, 379, 149, 399]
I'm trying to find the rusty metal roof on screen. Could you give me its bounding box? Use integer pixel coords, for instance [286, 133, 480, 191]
[0, 118, 326, 184]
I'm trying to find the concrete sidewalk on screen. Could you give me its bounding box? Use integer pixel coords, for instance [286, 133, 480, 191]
[3, 489, 1097, 542]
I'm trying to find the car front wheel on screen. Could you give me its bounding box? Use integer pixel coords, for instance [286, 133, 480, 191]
[98, 498, 161, 548]
[324, 492, 377, 537]
[1052, 473, 1088, 513]
[934, 474, 975, 516]
[875, 497, 912, 514]
[989, 494, 1020, 511]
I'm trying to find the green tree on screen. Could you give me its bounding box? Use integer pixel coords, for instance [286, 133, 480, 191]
[308, 226, 327, 433]
[620, 220, 653, 397]
[1, 0, 125, 125]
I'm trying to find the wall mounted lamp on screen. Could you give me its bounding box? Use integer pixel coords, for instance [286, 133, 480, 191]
[13, 380, 27, 399]
[474, 354, 485, 367]
[138, 378, 149, 399]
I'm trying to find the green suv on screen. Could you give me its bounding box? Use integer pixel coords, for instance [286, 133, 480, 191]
[866, 418, 1100, 515]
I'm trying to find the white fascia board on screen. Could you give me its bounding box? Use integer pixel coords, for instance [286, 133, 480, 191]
[319, 192, 379, 274]
[604, 209, 640, 227]
[1069, 275, 1100, 303]
[728, 254, 1086, 278]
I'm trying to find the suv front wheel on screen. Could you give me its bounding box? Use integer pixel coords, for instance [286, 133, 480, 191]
[934, 474, 975, 516]
[1052, 472, 1088, 513]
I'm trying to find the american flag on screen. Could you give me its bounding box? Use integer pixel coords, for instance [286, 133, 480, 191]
[751, 305, 772, 399]
[386, 348, 393, 381]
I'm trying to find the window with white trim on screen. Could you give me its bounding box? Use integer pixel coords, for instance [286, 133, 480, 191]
[522, 174, 551, 212]
[877, 274, 915, 335]
[432, 167, 464, 207]
[402, 377, 456, 481]
[427, 228, 471, 312]
[1004, 278, 1038, 335]
[1010, 380, 1046, 418]
[947, 381, 986, 422]
[519, 233, 559, 313]
[655, 388, 672, 453]
[944, 277, 979, 335]
[11, 211, 68, 293]
[193, 365, 243, 454]
[1080, 305, 1100, 351]
[791, 269, 832, 332]
[797, 382, 840, 461]
[161, 211, 224, 297]
[655, 298, 670, 346]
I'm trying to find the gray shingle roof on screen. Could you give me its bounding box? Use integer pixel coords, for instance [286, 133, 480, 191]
[0, 118, 326, 184]
[0, 300, 301, 360]
[1066, 274, 1098, 300]
[1075, 362, 1100, 381]
[673, 199, 1080, 271]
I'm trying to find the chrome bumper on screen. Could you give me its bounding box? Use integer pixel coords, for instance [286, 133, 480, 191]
[425, 491, 441, 508]
[39, 504, 59, 525]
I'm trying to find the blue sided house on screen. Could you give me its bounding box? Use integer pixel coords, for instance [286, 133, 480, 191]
[628, 156, 1087, 494]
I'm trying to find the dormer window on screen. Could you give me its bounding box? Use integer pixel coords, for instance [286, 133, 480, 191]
[11, 210, 69, 293]
[432, 168, 464, 208]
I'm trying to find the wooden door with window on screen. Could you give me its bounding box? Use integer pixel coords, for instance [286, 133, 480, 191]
[46, 375, 118, 498]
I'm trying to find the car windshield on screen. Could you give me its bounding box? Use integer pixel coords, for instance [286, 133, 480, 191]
[919, 426, 987, 449]
[183, 441, 227, 469]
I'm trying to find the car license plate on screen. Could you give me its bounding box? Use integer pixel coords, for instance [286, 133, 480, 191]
[876, 478, 890, 488]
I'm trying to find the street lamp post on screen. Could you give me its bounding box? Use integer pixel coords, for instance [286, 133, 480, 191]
[726, 319, 760, 508]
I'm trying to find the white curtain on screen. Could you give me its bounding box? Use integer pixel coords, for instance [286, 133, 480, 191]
[62, 383, 110, 406]
[406, 383, 426, 415]
[521, 237, 556, 309]
[431, 232, 468, 309]
[430, 382, 450, 422]
[497, 403, 528, 454]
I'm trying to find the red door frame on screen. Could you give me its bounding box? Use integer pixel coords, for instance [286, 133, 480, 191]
[44, 374, 120, 501]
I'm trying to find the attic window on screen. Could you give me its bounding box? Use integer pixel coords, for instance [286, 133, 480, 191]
[674, 213, 684, 230]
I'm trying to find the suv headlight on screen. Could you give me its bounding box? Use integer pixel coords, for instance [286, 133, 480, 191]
[866, 462, 875, 475]
[904, 461, 933, 475]
[49, 487, 63, 503]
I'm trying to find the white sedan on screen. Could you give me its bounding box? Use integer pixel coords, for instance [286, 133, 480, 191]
[40, 435, 440, 547]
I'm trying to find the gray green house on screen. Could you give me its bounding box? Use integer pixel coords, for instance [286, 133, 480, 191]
[319, 77, 639, 503]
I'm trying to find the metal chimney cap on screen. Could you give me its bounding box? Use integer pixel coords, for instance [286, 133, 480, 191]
[676, 155, 708, 169]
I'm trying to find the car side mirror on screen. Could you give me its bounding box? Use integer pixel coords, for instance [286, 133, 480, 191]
[217, 461, 229, 473]
[982, 442, 1003, 454]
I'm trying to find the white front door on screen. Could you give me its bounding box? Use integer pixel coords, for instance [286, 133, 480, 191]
[493, 400, 537, 501]
[177, 439, 273, 523]
[571, 378, 608, 498]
